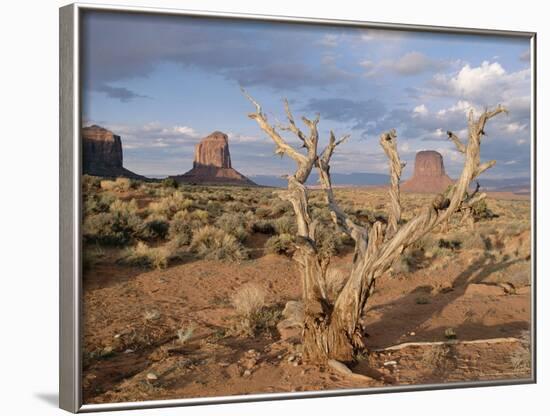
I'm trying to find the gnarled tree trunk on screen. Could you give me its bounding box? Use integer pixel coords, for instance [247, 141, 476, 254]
[244, 88, 507, 364]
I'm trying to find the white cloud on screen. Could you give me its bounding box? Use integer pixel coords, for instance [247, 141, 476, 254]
[413, 104, 428, 116]
[431, 61, 530, 104]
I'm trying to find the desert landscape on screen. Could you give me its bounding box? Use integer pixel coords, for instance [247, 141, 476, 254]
[81, 123, 531, 404]
[79, 10, 533, 406]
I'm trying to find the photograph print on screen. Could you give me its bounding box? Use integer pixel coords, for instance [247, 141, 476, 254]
[79, 8, 534, 406]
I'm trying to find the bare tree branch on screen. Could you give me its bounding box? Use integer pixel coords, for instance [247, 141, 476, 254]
[242, 88, 308, 168]
[379, 129, 404, 235]
[447, 130, 466, 153]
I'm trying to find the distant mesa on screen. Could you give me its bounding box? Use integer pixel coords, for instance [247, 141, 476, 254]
[401, 150, 454, 193]
[82, 125, 144, 179]
[171, 131, 256, 186]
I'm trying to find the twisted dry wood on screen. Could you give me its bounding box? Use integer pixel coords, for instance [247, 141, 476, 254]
[243, 88, 507, 363]
[379, 129, 405, 236]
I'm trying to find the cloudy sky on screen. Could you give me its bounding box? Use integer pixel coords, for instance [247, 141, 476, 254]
[82, 11, 532, 181]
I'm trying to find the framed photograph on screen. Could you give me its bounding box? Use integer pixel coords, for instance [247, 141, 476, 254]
[59, 2, 536, 412]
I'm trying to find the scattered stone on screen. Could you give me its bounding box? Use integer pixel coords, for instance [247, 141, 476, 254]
[146, 372, 158, 381]
[242, 370, 252, 377]
[410, 332, 416, 336]
[328, 359, 353, 376]
[124, 349, 134, 354]
[383, 360, 397, 367]
[288, 355, 296, 362]
[282, 301, 305, 325]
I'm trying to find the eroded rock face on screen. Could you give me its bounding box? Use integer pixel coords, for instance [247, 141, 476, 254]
[193, 131, 232, 169]
[172, 131, 256, 186]
[401, 150, 453, 193]
[82, 125, 143, 179]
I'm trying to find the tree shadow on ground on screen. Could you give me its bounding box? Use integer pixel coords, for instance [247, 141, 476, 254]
[364, 253, 524, 348]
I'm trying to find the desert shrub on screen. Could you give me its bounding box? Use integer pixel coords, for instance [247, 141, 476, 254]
[415, 295, 430, 304]
[471, 199, 497, 221]
[315, 224, 345, 259]
[444, 328, 457, 339]
[270, 200, 292, 216]
[206, 200, 223, 216]
[215, 212, 251, 242]
[274, 215, 297, 235]
[161, 177, 179, 189]
[191, 226, 248, 261]
[438, 238, 462, 251]
[192, 209, 209, 224]
[255, 207, 271, 218]
[83, 192, 116, 215]
[231, 284, 275, 336]
[100, 177, 137, 192]
[265, 233, 295, 255]
[83, 208, 141, 246]
[119, 241, 172, 270]
[149, 191, 193, 218]
[137, 216, 169, 241]
[252, 219, 276, 235]
[225, 200, 249, 213]
[311, 206, 332, 222]
[167, 211, 194, 246]
[82, 175, 101, 194]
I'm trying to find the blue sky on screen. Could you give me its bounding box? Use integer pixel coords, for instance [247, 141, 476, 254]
[82, 11, 532, 180]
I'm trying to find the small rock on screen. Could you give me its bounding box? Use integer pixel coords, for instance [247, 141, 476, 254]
[218, 362, 230, 367]
[383, 360, 397, 367]
[288, 355, 296, 362]
[410, 332, 416, 336]
[146, 372, 158, 381]
[247, 349, 256, 355]
[114, 334, 121, 339]
[242, 370, 252, 377]
[328, 359, 352, 376]
[124, 349, 134, 354]
[293, 362, 299, 367]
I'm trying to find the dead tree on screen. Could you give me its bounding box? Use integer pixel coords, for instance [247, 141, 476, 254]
[244, 89, 507, 363]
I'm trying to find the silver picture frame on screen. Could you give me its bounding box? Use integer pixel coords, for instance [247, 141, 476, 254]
[59, 2, 537, 413]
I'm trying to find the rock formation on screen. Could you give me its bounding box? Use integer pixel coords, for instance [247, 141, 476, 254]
[82, 125, 144, 179]
[401, 150, 453, 193]
[171, 131, 256, 186]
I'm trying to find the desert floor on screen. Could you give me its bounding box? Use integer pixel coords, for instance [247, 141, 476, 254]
[81, 178, 532, 404]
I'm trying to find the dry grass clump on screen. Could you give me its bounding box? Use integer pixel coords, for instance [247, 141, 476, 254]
[215, 212, 253, 242]
[100, 177, 137, 192]
[136, 216, 169, 241]
[231, 284, 279, 336]
[83, 199, 142, 246]
[265, 233, 295, 255]
[120, 241, 174, 270]
[191, 226, 248, 261]
[149, 191, 194, 218]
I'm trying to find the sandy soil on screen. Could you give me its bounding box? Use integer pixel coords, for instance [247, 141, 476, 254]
[82, 187, 532, 404]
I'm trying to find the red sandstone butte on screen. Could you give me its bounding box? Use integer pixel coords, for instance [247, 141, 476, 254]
[401, 150, 454, 193]
[171, 131, 256, 186]
[82, 125, 144, 179]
